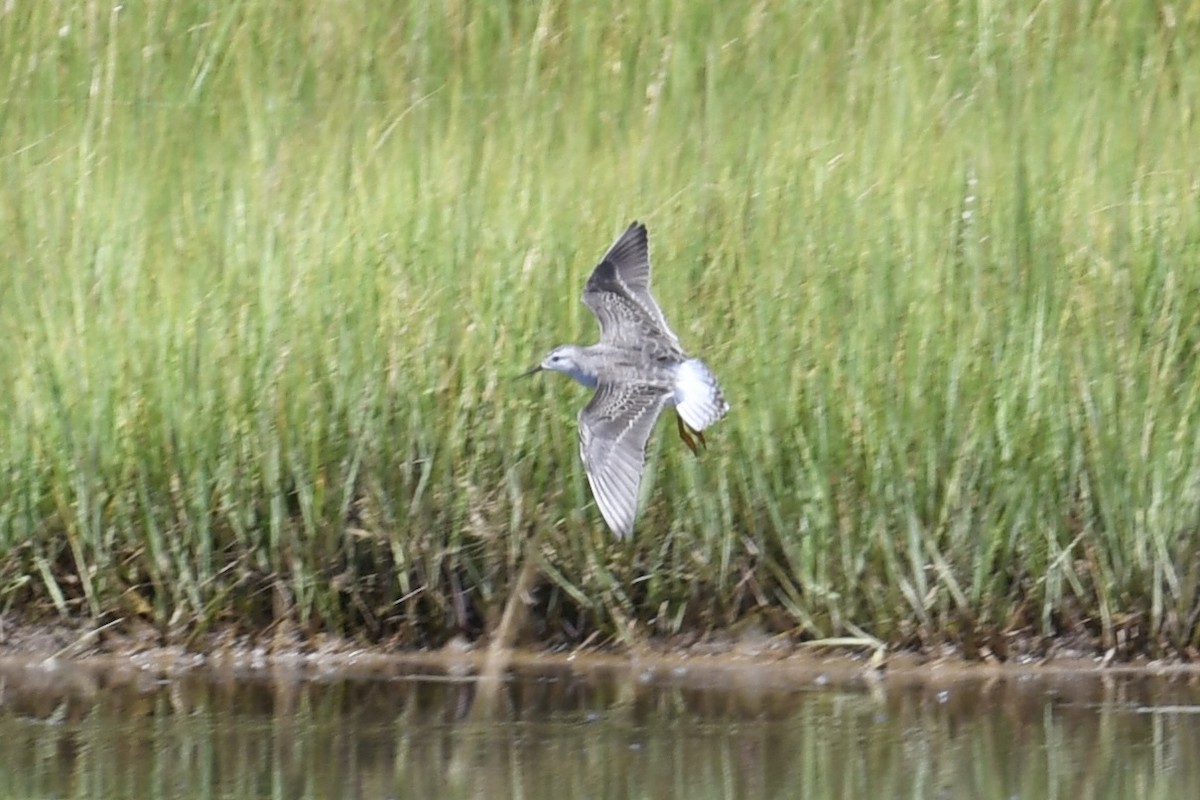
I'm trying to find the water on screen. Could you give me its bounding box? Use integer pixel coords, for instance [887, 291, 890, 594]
[1, 655, 1197, 799]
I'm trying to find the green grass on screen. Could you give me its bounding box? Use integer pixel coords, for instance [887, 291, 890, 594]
[1, 0, 1199, 655]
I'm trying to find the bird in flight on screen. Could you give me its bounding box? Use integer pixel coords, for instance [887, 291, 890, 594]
[522, 222, 729, 539]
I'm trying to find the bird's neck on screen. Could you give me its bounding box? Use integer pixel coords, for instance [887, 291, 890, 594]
[562, 363, 599, 389]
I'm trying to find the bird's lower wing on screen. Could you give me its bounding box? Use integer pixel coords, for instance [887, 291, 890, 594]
[578, 381, 673, 539]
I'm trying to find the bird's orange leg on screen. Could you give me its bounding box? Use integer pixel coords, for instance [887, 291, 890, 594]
[675, 413, 705, 456]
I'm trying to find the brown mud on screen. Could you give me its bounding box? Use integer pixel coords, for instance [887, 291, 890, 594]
[1, 616, 1197, 685]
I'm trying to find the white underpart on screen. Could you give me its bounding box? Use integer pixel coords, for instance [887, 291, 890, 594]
[673, 358, 729, 430]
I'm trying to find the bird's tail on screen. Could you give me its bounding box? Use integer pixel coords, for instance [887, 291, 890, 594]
[673, 359, 729, 431]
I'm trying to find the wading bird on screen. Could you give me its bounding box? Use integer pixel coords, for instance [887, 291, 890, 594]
[521, 222, 729, 539]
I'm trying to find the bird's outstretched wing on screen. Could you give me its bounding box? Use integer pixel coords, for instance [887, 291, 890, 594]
[581, 222, 682, 349]
[578, 379, 673, 538]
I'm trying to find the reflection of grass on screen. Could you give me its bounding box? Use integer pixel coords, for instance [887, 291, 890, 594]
[2, 665, 1197, 799]
[1, 2, 1198, 653]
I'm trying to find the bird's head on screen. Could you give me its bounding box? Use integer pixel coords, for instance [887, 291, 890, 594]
[519, 345, 597, 388]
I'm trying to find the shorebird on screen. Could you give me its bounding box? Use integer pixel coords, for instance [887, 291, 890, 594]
[521, 222, 729, 539]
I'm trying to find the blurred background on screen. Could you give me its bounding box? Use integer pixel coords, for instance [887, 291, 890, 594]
[1, 1, 1198, 655]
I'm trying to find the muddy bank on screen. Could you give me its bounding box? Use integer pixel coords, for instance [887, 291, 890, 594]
[6, 629, 1198, 800]
[1, 617, 1197, 684]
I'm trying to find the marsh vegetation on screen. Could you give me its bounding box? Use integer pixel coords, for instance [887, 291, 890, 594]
[1, 1, 1198, 656]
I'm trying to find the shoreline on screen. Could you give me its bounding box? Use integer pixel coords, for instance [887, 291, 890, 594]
[1, 618, 1196, 681]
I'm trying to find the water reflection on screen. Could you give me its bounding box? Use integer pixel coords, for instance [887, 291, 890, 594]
[0, 656, 1197, 799]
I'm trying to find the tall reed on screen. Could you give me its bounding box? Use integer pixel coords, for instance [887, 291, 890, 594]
[1, 1, 1197, 654]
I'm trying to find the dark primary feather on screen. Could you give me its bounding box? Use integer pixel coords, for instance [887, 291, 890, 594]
[582, 222, 682, 349]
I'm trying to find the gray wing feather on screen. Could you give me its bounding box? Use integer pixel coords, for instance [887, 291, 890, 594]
[578, 381, 672, 538]
[582, 222, 682, 348]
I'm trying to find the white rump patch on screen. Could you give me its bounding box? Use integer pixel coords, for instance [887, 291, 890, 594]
[673, 359, 729, 431]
